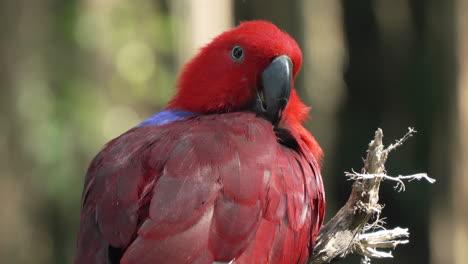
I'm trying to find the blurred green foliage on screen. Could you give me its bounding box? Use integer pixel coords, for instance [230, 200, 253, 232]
[0, 1, 178, 263]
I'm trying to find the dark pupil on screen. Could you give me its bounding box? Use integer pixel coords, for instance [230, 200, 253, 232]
[232, 47, 243, 59]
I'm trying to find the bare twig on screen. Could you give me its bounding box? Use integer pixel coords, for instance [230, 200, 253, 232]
[385, 127, 417, 153]
[345, 171, 435, 192]
[308, 128, 435, 264]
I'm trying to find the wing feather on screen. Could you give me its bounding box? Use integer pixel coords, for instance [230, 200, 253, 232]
[74, 112, 325, 264]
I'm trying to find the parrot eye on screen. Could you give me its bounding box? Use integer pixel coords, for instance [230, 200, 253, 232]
[231, 45, 244, 62]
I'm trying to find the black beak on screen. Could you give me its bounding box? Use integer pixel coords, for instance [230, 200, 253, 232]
[251, 55, 293, 124]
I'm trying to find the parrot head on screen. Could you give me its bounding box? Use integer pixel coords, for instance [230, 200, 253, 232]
[169, 20, 322, 159]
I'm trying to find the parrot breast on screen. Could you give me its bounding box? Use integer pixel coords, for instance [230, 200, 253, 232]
[74, 112, 324, 264]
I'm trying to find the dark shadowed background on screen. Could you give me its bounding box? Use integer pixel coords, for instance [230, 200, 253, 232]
[0, 0, 466, 263]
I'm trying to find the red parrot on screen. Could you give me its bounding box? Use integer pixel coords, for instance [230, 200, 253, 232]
[74, 21, 325, 264]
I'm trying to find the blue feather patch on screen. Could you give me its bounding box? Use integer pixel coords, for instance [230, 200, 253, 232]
[137, 110, 194, 127]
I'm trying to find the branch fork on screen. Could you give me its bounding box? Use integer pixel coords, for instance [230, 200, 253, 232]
[308, 128, 435, 263]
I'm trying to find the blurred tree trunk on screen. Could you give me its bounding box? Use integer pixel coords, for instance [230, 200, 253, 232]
[301, 0, 346, 215]
[234, 0, 302, 39]
[170, 0, 233, 68]
[0, 0, 56, 263]
[451, 0, 468, 262]
[337, 2, 394, 262]
[427, 0, 458, 263]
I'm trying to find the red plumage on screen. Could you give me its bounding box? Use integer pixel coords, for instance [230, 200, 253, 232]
[75, 21, 325, 264]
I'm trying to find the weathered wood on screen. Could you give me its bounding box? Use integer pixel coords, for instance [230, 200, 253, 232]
[309, 128, 434, 263]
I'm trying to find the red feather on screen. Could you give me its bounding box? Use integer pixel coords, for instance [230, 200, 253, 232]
[74, 113, 324, 264]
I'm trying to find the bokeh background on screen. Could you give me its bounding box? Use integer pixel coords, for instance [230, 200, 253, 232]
[0, 0, 466, 263]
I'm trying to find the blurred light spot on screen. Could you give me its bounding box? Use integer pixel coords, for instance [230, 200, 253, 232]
[102, 105, 140, 140]
[116, 41, 155, 84]
[75, 11, 97, 50]
[0, 117, 8, 159]
[26, 121, 61, 165]
[76, 10, 111, 52]
[15, 60, 52, 123]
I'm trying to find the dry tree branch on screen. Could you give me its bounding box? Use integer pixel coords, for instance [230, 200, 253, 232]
[308, 128, 435, 264]
[346, 171, 435, 192]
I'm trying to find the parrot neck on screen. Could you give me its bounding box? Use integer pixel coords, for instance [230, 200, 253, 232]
[165, 89, 323, 163]
[282, 90, 324, 163]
